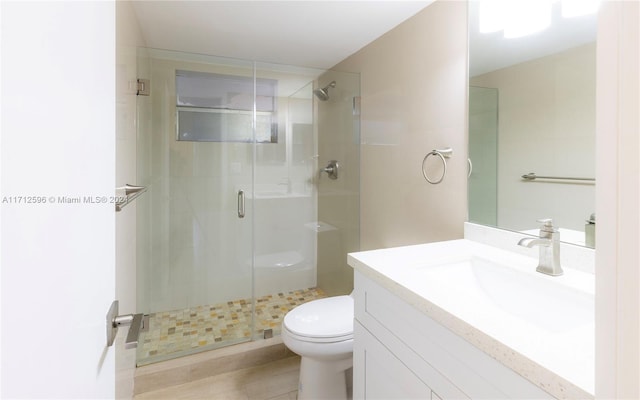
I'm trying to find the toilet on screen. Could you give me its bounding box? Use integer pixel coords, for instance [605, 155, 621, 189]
[281, 295, 354, 400]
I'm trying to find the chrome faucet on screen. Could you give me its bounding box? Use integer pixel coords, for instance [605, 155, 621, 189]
[517, 219, 563, 276]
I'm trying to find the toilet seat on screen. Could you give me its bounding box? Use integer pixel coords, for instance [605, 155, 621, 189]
[283, 325, 353, 343]
[283, 295, 353, 342]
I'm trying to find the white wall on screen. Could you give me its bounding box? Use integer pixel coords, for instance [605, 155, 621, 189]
[595, 1, 640, 398]
[1, 2, 116, 397]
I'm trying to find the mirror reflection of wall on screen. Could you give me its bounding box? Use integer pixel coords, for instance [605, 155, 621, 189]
[468, 1, 597, 248]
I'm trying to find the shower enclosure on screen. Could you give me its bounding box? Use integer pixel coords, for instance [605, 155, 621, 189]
[468, 86, 498, 226]
[135, 48, 360, 366]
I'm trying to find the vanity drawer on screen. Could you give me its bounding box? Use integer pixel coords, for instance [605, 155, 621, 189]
[354, 271, 553, 399]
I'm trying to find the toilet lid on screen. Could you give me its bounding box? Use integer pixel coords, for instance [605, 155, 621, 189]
[284, 295, 354, 339]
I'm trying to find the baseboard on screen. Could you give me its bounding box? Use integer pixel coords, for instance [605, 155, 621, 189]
[134, 337, 295, 395]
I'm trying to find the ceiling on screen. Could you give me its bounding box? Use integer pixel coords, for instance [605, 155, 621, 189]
[130, 1, 597, 79]
[131, 1, 434, 70]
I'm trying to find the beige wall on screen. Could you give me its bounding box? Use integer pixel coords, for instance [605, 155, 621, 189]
[334, 0, 468, 251]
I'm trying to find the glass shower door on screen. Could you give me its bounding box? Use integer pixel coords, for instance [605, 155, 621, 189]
[136, 49, 256, 365]
[468, 86, 498, 226]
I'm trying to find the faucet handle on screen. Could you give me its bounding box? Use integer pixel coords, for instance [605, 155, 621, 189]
[536, 218, 557, 232]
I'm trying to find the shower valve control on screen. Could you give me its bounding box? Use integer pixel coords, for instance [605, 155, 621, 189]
[322, 160, 339, 180]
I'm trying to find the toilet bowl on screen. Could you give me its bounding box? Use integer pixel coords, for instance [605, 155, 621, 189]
[281, 295, 354, 400]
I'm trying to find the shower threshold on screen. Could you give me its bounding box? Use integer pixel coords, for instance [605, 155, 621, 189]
[136, 287, 325, 366]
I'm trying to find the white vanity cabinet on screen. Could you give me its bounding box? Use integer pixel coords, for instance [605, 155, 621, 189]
[352, 271, 554, 399]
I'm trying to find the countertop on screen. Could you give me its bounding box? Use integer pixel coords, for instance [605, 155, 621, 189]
[348, 239, 594, 400]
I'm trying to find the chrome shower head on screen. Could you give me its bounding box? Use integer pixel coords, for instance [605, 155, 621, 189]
[313, 81, 336, 101]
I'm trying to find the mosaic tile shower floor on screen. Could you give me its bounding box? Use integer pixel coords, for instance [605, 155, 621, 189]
[137, 287, 326, 366]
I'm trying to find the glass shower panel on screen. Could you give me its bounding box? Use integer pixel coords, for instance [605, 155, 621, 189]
[315, 70, 360, 297]
[468, 86, 499, 226]
[251, 62, 325, 339]
[136, 48, 255, 365]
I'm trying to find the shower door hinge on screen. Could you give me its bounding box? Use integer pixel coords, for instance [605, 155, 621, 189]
[137, 79, 150, 96]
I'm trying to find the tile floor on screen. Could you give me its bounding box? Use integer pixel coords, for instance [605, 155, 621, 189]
[134, 355, 302, 400]
[138, 288, 326, 366]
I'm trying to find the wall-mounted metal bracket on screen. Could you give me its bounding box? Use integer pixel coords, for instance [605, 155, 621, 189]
[106, 300, 144, 349]
[137, 79, 150, 96]
[115, 184, 147, 212]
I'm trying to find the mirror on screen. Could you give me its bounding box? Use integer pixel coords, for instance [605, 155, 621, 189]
[467, 1, 597, 248]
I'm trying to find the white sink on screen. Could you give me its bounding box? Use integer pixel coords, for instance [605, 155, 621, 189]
[416, 256, 593, 333]
[348, 239, 595, 395]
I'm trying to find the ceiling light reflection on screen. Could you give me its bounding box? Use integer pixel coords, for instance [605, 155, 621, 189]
[504, 0, 552, 38]
[561, 0, 601, 18]
[478, 0, 600, 39]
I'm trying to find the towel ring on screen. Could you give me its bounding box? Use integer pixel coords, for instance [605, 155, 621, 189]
[422, 147, 452, 185]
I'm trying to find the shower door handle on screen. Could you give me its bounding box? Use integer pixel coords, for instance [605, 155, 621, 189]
[237, 190, 245, 218]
